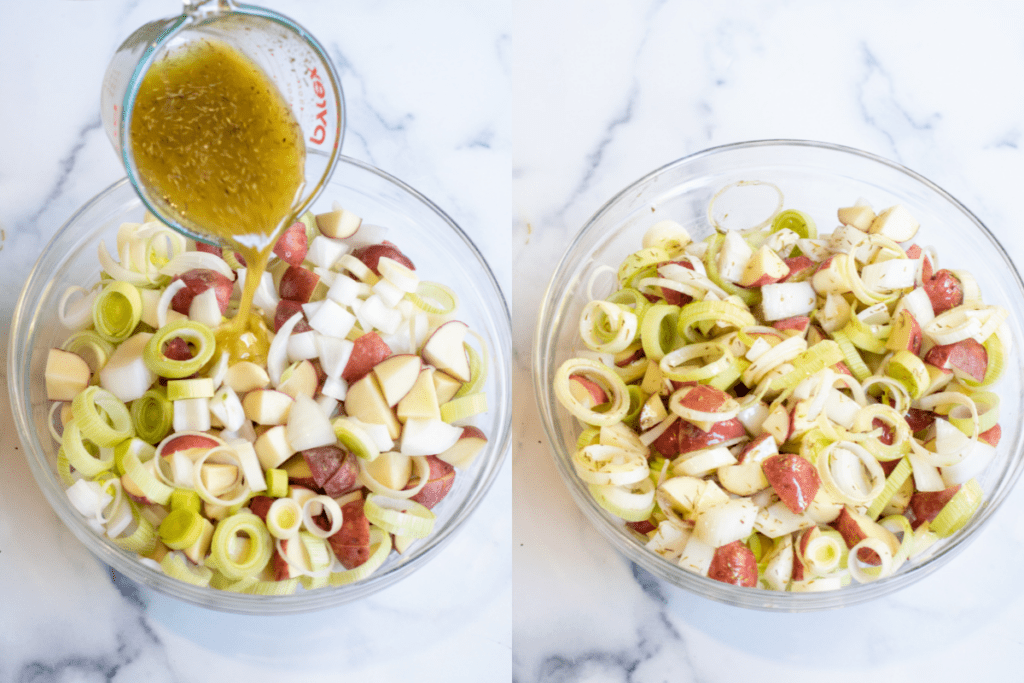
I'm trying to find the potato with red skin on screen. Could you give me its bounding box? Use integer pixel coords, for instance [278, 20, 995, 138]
[737, 433, 776, 464]
[761, 454, 820, 514]
[831, 507, 883, 565]
[657, 259, 694, 306]
[278, 265, 320, 303]
[905, 244, 933, 281]
[301, 445, 345, 490]
[886, 309, 923, 354]
[924, 338, 988, 383]
[781, 255, 817, 283]
[170, 268, 233, 315]
[273, 221, 308, 266]
[162, 337, 194, 361]
[910, 485, 961, 528]
[247, 495, 275, 521]
[980, 424, 1002, 447]
[194, 242, 223, 258]
[772, 316, 810, 335]
[923, 269, 963, 315]
[351, 241, 416, 275]
[341, 332, 392, 383]
[626, 519, 658, 535]
[322, 451, 361, 498]
[708, 540, 757, 587]
[832, 361, 853, 377]
[673, 384, 735, 414]
[408, 455, 456, 509]
[328, 499, 371, 569]
[274, 299, 312, 333]
[676, 418, 746, 455]
[905, 408, 936, 433]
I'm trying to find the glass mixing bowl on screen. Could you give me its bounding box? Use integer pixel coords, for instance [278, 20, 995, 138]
[9, 155, 511, 614]
[533, 139, 1024, 610]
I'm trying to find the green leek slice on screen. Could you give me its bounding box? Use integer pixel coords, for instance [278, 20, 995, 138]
[440, 393, 488, 423]
[71, 386, 134, 448]
[130, 387, 173, 444]
[930, 479, 984, 538]
[640, 303, 680, 361]
[159, 508, 206, 550]
[92, 281, 143, 342]
[406, 281, 458, 315]
[676, 300, 756, 343]
[160, 551, 214, 587]
[61, 420, 115, 478]
[364, 494, 435, 538]
[771, 209, 817, 239]
[210, 512, 274, 580]
[866, 457, 912, 520]
[144, 320, 216, 378]
[61, 331, 116, 374]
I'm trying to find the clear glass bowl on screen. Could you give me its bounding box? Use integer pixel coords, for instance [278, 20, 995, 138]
[532, 139, 1024, 611]
[9, 155, 512, 614]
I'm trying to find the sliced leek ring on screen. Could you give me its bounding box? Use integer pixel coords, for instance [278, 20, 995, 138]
[61, 420, 115, 478]
[71, 386, 134, 448]
[553, 358, 630, 427]
[160, 551, 214, 587]
[406, 280, 457, 314]
[144, 320, 216, 378]
[93, 280, 143, 342]
[440, 393, 488, 423]
[588, 477, 656, 522]
[210, 512, 274, 580]
[364, 494, 435, 538]
[866, 457, 912, 520]
[159, 508, 206, 550]
[931, 479, 983, 538]
[129, 387, 173, 444]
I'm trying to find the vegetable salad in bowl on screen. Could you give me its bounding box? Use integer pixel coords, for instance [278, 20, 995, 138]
[11, 158, 511, 613]
[534, 141, 1024, 610]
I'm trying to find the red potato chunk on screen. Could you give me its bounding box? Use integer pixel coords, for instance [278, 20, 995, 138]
[351, 241, 415, 276]
[329, 499, 371, 569]
[273, 222, 309, 267]
[761, 454, 820, 514]
[170, 268, 233, 315]
[708, 540, 757, 587]
[923, 269, 963, 315]
[341, 332, 392, 383]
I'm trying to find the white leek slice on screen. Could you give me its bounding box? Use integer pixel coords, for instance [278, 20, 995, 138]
[301, 495, 342, 538]
[59, 286, 100, 331]
[158, 251, 234, 281]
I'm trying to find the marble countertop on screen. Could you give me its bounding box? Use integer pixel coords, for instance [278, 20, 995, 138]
[513, 1, 1024, 682]
[0, 1, 509, 681]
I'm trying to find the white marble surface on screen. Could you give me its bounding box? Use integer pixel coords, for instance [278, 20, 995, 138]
[0, 1, 509, 681]
[513, 1, 1024, 682]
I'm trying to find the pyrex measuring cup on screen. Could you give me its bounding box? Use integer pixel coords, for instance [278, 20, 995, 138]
[100, 0, 345, 246]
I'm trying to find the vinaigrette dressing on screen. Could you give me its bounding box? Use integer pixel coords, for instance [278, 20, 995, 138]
[130, 38, 305, 362]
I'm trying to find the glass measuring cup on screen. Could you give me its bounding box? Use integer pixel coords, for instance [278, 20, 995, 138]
[100, 0, 345, 246]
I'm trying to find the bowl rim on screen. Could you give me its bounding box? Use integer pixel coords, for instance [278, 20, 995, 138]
[9, 154, 512, 614]
[531, 138, 1024, 610]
